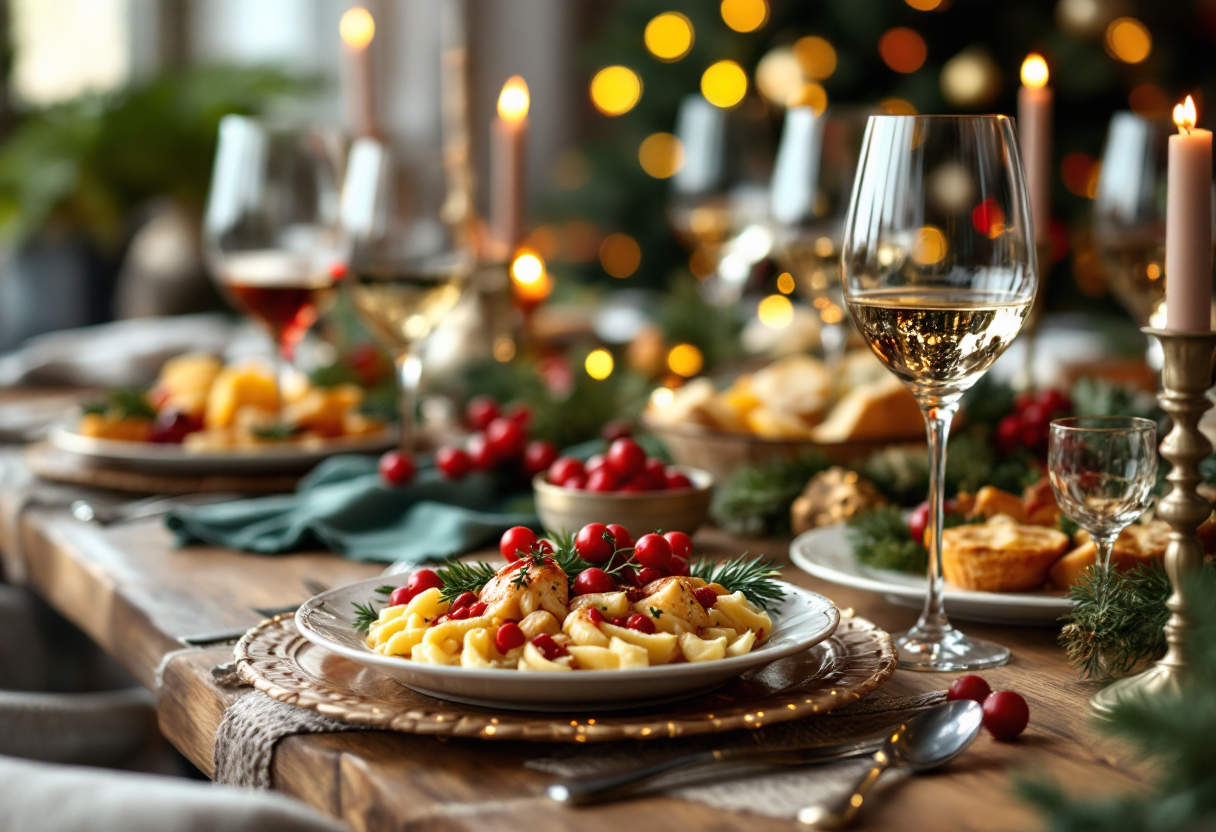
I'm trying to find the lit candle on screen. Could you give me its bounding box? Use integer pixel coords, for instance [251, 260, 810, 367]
[1166, 95, 1213, 332]
[491, 76, 530, 259]
[340, 7, 378, 138]
[1017, 54, 1052, 244]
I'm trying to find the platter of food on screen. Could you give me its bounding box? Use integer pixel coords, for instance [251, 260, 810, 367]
[295, 526, 840, 710]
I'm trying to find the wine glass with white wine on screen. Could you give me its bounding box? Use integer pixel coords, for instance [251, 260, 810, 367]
[842, 115, 1038, 671]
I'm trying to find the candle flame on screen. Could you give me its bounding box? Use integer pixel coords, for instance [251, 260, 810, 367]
[510, 249, 551, 303]
[1020, 54, 1048, 89]
[1174, 95, 1198, 134]
[340, 7, 375, 50]
[498, 76, 530, 122]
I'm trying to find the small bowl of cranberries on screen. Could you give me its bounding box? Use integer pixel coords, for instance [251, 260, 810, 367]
[532, 438, 713, 536]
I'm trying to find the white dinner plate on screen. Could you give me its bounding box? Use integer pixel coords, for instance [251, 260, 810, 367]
[790, 524, 1073, 627]
[47, 422, 395, 475]
[295, 574, 841, 711]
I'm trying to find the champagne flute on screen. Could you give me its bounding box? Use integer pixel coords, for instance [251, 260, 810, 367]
[203, 116, 345, 412]
[341, 137, 472, 453]
[842, 115, 1038, 671]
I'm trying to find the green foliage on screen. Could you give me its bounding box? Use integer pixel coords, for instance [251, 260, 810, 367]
[1069, 378, 1161, 422]
[351, 600, 379, 634]
[688, 555, 785, 611]
[653, 277, 743, 372]
[960, 375, 1018, 430]
[710, 451, 830, 536]
[81, 387, 157, 421]
[434, 558, 499, 604]
[846, 506, 926, 574]
[860, 434, 1039, 507]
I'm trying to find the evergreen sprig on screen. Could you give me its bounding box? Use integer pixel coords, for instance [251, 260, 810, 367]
[689, 555, 785, 611]
[846, 506, 927, 574]
[352, 601, 379, 634]
[434, 558, 499, 603]
[711, 452, 830, 536]
[82, 388, 158, 421]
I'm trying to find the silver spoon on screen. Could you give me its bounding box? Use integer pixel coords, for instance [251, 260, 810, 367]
[798, 699, 984, 829]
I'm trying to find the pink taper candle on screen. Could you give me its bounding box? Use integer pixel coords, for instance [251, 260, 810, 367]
[1017, 54, 1052, 244]
[1166, 95, 1213, 332]
[491, 76, 530, 259]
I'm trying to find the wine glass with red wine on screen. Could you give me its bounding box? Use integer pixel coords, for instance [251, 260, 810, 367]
[203, 116, 346, 410]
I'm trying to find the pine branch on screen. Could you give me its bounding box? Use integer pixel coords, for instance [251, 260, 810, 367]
[711, 452, 830, 536]
[435, 558, 498, 603]
[82, 388, 158, 421]
[352, 600, 379, 634]
[846, 506, 927, 573]
[689, 555, 785, 611]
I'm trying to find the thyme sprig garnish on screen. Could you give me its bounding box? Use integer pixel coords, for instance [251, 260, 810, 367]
[435, 557, 498, 603]
[689, 554, 785, 611]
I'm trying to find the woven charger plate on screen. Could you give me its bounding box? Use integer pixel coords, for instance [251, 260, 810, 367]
[234, 612, 897, 743]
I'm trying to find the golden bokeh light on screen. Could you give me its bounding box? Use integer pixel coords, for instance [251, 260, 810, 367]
[599, 233, 642, 278]
[650, 386, 675, 409]
[340, 7, 375, 50]
[912, 226, 948, 266]
[794, 36, 837, 81]
[776, 272, 795, 294]
[497, 76, 529, 121]
[905, 0, 943, 8]
[701, 60, 748, 109]
[879, 28, 928, 74]
[879, 97, 918, 115]
[1060, 152, 1097, 197]
[788, 83, 828, 114]
[645, 12, 694, 62]
[1020, 54, 1048, 89]
[590, 66, 642, 116]
[510, 250, 553, 304]
[757, 294, 794, 329]
[720, 0, 768, 33]
[638, 132, 685, 178]
[1105, 17, 1151, 64]
[585, 349, 615, 380]
[689, 251, 715, 278]
[756, 47, 803, 106]
[1129, 83, 1170, 119]
[667, 343, 705, 377]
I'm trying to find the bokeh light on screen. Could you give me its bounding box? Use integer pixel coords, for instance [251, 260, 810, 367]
[638, 132, 685, 178]
[880, 97, 918, 115]
[912, 226, 948, 265]
[497, 76, 529, 121]
[1105, 18, 1151, 64]
[756, 47, 803, 106]
[644, 12, 694, 62]
[590, 66, 642, 116]
[701, 60, 748, 108]
[650, 386, 675, 409]
[510, 249, 553, 304]
[971, 198, 1006, 239]
[794, 36, 837, 81]
[776, 272, 795, 294]
[757, 294, 794, 329]
[1020, 54, 1048, 88]
[906, 0, 942, 8]
[879, 28, 927, 74]
[667, 343, 705, 377]
[339, 7, 375, 49]
[585, 349, 615, 380]
[720, 0, 768, 33]
[689, 251, 715, 278]
[1060, 152, 1098, 198]
[1129, 83, 1170, 119]
[788, 82, 828, 114]
[599, 233, 642, 278]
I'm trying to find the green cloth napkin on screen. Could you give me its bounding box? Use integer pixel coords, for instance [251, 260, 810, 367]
[165, 455, 538, 564]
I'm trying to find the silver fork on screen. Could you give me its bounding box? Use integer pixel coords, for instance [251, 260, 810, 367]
[70, 492, 243, 525]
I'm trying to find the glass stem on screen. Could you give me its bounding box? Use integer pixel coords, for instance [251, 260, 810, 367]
[274, 334, 292, 422]
[1092, 534, 1116, 673]
[917, 402, 959, 637]
[396, 351, 422, 454]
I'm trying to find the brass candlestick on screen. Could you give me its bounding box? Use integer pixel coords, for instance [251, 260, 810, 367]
[1090, 327, 1216, 717]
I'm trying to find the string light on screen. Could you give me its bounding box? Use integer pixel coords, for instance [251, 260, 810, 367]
[794, 36, 837, 80]
[638, 132, 684, 178]
[599, 233, 642, 278]
[879, 28, 927, 74]
[667, 343, 704, 377]
[339, 7, 375, 49]
[912, 226, 948, 265]
[701, 60, 748, 108]
[776, 272, 795, 294]
[788, 82, 827, 114]
[1104, 18, 1151, 64]
[1060, 152, 1098, 198]
[585, 349, 615, 380]
[757, 295, 794, 329]
[720, 0, 768, 33]
[590, 66, 642, 116]
[644, 12, 694, 62]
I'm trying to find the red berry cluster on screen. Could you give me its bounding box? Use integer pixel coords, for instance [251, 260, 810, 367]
[946, 675, 1030, 741]
[995, 388, 1072, 457]
[547, 438, 692, 493]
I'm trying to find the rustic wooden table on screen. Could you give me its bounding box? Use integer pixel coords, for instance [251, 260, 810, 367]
[0, 405, 1147, 832]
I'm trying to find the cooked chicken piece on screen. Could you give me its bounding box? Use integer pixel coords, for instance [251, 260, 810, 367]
[478, 558, 569, 622]
[639, 575, 708, 596]
[633, 578, 710, 635]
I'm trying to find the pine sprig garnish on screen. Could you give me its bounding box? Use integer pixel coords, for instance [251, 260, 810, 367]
[689, 555, 785, 611]
[847, 506, 927, 574]
[1059, 562, 1172, 681]
[352, 600, 379, 634]
[82, 388, 158, 421]
[435, 557, 498, 603]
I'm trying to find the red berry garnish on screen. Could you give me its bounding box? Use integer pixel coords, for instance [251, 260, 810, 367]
[449, 606, 470, 620]
[633, 533, 673, 570]
[602, 420, 633, 442]
[466, 396, 500, 431]
[611, 617, 629, 627]
[495, 622, 525, 653]
[946, 674, 992, 704]
[524, 440, 559, 477]
[908, 501, 930, 546]
[1035, 388, 1071, 414]
[586, 468, 620, 492]
[505, 403, 533, 430]
[405, 568, 443, 601]
[665, 470, 693, 490]
[573, 568, 616, 596]
[467, 433, 497, 469]
[995, 414, 1022, 454]
[663, 531, 693, 561]
[379, 450, 417, 486]
[548, 456, 584, 485]
[575, 523, 615, 564]
[621, 476, 651, 493]
[586, 607, 604, 624]
[532, 633, 567, 661]
[435, 446, 473, 480]
[606, 438, 646, 480]
[627, 613, 656, 634]
[694, 587, 718, 608]
[150, 410, 204, 444]
[1020, 402, 1050, 431]
[450, 591, 478, 610]
[1013, 391, 1035, 413]
[606, 524, 633, 551]
[499, 526, 538, 563]
[636, 566, 661, 586]
[467, 601, 487, 617]
[563, 473, 588, 490]
[982, 690, 1030, 741]
[388, 587, 411, 606]
[486, 417, 526, 460]
[669, 556, 688, 576]
[644, 457, 668, 486]
[585, 454, 609, 474]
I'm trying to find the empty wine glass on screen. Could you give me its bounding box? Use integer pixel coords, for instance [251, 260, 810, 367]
[203, 116, 346, 413]
[1048, 417, 1157, 611]
[842, 115, 1038, 671]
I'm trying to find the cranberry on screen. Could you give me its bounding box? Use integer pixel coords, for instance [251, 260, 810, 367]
[378, 450, 417, 486]
[1021, 421, 1048, 451]
[486, 417, 526, 460]
[665, 470, 693, 490]
[946, 674, 992, 704]
[669, 556, 688, 577]
[548, 456, 584, 485]
[636, 566, 661, 586]
[405, 568, 443, 601]
[564, 473, 588, 490]
[621, 475, 652, 493]
[1035, 388, 1071, 414]
[500, 526, 538, 563]
[450, 591, 477, 611]
[606, 524, 633, 551]
[663, 531, 693, 561]
[586, 468, 620, 492]
[573, 568, 616, 596]
[633, 533, 673, 570]
[995, 414, 1022, 453]
[982, 690, 1030, 741]
[606, 438, 646, 480]
[627, 614, 656, 634]
[495, 622, 525, 652]
[467, 433, 497, 469]
[694, 587, 718, 608]
[626, 588, 647, 604]
[586, 607, 604, 624]
[585, 454, 609, 474]
[449, 605, 470, 620]
[601, 420, 633, 442]
[908, 501, 931, 546]
[388, 587, 411, 607]
[611, 616, 629, 627]
[1013, 391, 1035, 413]
[150, 410, 203, 444]
[532, 633, 567, 661]
[435, 446, 473, 480]
[467, 601, 487, 617]
[1020, 403, 1051, 431]
[524, 440, 559, 477]
[466, 396, 500, 431]
[644, 457, 668, 486]
[575, 523, 615, 564]
[505, 403, 533, 430]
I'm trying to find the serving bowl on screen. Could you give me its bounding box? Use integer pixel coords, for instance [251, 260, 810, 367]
[532, 466, 713, 536]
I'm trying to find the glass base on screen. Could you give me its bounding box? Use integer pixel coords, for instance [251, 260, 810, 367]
[895, 627, 1011, 672]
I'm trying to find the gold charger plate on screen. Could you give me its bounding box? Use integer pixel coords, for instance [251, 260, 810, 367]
[234, 612, 897, 743]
